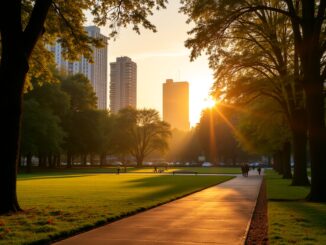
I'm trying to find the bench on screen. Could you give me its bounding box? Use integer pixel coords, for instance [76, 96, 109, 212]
[172, 171, 198, 175]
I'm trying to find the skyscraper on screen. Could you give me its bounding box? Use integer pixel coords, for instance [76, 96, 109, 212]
[163, 79, 189, 131]
[50, 26, 108, 109]
[110, 57, 137, 113]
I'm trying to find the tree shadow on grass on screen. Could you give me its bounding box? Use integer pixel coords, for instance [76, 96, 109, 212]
[18, 174, 93, 181]
[270, 201, 326, 243]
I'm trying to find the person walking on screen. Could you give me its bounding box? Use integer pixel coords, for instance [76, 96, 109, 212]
[241, 164, 245, 176]
[257, 166, 261, 175]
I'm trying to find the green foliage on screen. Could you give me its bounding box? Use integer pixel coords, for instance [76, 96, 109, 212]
[116, 107, 171, 165]
[0, 173, 231, 244]
[96, 111, 118, 155]
[21, 99, 65, 156]
[236, 99, 291, 155]
[25, 81, 70, 117]
[21, 73, 102, 159]
[20, 0, 168, 85]
[191, 104, 251, 163]
[60, 74, 97, 111]
[180, 0, 303, 157]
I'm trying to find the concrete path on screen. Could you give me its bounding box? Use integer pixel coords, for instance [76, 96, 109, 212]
[55, 171, 262, 245]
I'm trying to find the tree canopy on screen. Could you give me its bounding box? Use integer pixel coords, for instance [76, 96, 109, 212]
[180, 0, 326, 200]
[0, 0, 168, 213]
[116, 107, 171, 166]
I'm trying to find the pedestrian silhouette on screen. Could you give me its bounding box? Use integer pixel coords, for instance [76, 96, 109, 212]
[117, 166, 120, 174]
[257, 166, 261, 175]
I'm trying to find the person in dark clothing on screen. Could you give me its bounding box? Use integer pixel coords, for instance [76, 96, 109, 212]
[257, 166, 261, 175]
[117, 166, 120, 174]
[245, 164, 249, 177]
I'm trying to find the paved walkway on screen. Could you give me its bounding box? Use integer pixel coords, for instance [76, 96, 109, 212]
[55, 171, 262, 245]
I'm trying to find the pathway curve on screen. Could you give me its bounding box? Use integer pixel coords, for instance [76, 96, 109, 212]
[55, 171, 262, 245]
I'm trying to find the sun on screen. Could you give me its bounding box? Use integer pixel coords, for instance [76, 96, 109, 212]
[202, 97, 217, 109]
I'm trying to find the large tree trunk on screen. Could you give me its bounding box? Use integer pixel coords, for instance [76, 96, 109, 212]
[305, 80, 326, 201]
[298, 4, 326, 201]
[0, 4, 27, 213]
[281, 141, 292, 179]
[273, 152, 283, 174]
[136, 156, 144, 167]
[0, 0, 52, 214]
[0, 77, 23, 213]
[291, 110, 310, 185]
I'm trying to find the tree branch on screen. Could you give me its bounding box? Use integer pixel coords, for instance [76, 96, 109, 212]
[23, 0, 52, 59]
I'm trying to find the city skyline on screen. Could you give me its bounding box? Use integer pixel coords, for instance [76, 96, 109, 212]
[50, 26, 108, 109]
[86, 2, 214, 127]
[110, 56, 137, 113]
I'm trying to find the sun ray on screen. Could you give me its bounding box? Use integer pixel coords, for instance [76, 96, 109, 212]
[214, 107, 255, 153]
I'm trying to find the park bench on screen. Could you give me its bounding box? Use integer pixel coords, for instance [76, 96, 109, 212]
[172, 170, 198, 175]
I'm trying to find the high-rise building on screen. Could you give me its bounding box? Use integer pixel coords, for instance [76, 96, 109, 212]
[163, 79, 189, 131]
[110, 56, 137, 113]
[50, 26, 108, 109]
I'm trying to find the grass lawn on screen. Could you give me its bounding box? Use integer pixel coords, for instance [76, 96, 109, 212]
[265, 170, 326, 244]
[19, 166, 241, 176]
[1, 173, 232, 244]
[128, 166, 241, 174]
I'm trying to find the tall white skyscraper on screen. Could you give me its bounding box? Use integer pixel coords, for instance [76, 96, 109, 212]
[110, 57, 137, 113]
[50, 26, 108, 109]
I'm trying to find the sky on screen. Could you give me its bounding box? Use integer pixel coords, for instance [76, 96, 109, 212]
[88, 2, 215, 127]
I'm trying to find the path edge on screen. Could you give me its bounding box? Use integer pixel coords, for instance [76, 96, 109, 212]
[241, 176, 263, 245]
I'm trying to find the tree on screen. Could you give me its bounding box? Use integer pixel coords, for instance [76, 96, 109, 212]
[61, 74, 98, 112]
[116, 108, 171, 167]
[59, 73, 101, 166]
[0, 0, 167, 213]
[204, 4, 309, 184]
[235, 99, 292, 178]
[21, 99, 65, 172]
[97, 111, 118, 166]
[196, 104, 251, 165]
[21, 81, 70, 170]
[180, 0, 326, 200]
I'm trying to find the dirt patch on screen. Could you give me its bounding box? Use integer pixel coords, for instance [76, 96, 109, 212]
[246, 178, 269, 245]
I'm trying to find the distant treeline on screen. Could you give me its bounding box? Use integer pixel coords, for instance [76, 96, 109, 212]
[21, 73, 171, 172]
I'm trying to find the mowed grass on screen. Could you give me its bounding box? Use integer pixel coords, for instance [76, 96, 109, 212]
[1, 173, 232, 244]
[265, 170, 326, 244]
[19, 166, 241, 176]
[128, 167, 241, 174]
[265, 170, 310, 200]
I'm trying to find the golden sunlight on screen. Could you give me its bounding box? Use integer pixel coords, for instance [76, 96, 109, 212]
[203, 97, 217, 109]
[190, 96, 218, 127]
